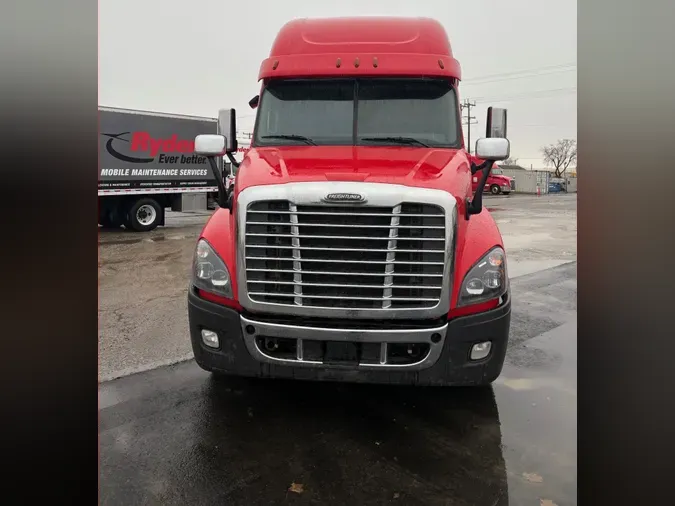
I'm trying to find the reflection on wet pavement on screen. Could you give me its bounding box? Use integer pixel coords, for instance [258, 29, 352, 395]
[101, 366, 508, 505]
[496, 321, 577, 505]
[99, 319, 576, 505]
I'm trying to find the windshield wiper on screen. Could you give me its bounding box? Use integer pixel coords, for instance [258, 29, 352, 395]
[360, 136, 430, 147]
[260, 134, 316, 145]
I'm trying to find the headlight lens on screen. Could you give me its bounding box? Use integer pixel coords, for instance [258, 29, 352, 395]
[193, 239, 233, 298]
[458, 247, 507, 306]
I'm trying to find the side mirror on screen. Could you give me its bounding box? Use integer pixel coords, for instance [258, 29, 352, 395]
[475, 137, 510, 161]
[217, 108, 237, 153]
[195, 134, 230, 211]
[486, 107, 507, 138]
[466, 106, 510, 220]
[194, 134, 226, 156]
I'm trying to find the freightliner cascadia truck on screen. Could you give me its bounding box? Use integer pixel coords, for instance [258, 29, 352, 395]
[98, 107, 221, 232]
[187, 17, 512, 386]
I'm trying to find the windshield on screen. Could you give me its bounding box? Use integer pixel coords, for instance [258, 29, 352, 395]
[253, 78, 461, 148]
[491, 168, 503, 175]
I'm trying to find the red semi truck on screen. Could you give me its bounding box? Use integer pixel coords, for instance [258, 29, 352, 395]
[187, 17, 512, 386]
[469, 157, 515, 195]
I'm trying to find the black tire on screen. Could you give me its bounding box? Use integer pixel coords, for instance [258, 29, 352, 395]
[122, 213, 133, 230]
[127, 198, 163, 232]
[490, 184, 501, 195]
[99, 207, 124, 228]
[502, 191, 510, 196]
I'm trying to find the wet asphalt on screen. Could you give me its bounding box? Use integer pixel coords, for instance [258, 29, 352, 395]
[99, 262, 577, 506]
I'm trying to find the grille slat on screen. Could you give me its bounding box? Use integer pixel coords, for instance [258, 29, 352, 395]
[246, 268, 443, 278]
[248, 210, 444, 218]
[244, 201, 446, 310]
[247, 233, 445, 242]
[247, 292, 440, 302]
[246, 222, 444, 229]
[246, 245, 444, 253]
[247, 280, 443, 289]
[245, 257, 444, 265]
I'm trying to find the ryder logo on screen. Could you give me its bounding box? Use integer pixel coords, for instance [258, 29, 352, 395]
[101, 131, 198, 164]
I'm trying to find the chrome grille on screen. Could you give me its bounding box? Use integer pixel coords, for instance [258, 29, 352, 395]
[244, 201, 446, 310]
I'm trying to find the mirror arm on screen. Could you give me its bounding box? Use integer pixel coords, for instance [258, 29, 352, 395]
[466, 160, 495, 219]
[470, 159, 491, 175]
[205, 156, 230, 211]
[226, 152, 240, 169]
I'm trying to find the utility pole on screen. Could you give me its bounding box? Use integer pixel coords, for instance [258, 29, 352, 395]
[460, 99, 477, 154]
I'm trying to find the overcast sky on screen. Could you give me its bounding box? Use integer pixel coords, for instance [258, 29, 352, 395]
[99, 0, 576, 168]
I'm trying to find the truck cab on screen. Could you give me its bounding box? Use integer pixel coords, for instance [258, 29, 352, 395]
[187, 17, 512, 386]
[469, 156, 515, 195]
[488, 166, 515, 194]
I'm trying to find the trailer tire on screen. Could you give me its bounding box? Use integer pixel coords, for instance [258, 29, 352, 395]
[490, 184, 501, 195]
[99, 207, 124, 228]
[99, 214, 120, 228]
[127, 198, 163, 232]
[122, 213, 133, 230]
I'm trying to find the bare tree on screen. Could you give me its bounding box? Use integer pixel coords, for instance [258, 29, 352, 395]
[541, 139, 577, 177]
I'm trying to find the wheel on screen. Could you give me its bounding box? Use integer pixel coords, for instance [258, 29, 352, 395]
[122, 212, 133, 230]
[126, 198, 163, 232]
[490, 184, 501, 195]
[99, 207, 124, 228]
[502, 191, 510, 196]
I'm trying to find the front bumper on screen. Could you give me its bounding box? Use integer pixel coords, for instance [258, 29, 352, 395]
[187, 288, 511, 386]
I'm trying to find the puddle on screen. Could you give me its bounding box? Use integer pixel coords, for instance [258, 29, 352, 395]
[146, 234, 191, 242]
[100, 233, 192, 246]
[101, 238, 144, 246]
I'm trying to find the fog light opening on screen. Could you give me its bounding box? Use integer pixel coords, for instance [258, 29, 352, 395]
[201, 329, 220, 348]
[470, 341, 492, 360]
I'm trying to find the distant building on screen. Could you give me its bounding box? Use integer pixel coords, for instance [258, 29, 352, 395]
[529, 166, 577, 177]
[498, 164, 527, 171]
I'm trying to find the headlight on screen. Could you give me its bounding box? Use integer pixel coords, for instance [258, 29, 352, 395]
[193, 239, 233, 298]
[458, 247, 508, 306]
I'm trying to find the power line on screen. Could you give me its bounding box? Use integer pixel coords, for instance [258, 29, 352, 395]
[468, 87, 577, 103]
[463, 67, 576, 85]
[516, 124, 577, 128]
[462, 63, 576, 83]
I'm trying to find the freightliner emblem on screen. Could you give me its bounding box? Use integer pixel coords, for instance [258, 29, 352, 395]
[323, 193, 366, 203]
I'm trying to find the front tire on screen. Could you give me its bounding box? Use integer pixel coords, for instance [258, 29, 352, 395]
[127, 198, 163, 232]
[490, 184, 501, 195]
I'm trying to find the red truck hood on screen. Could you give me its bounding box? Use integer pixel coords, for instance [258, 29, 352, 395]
[490, 175, 513, 184]
[235, 146, 470, 194]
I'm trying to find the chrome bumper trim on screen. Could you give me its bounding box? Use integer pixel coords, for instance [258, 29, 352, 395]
[240, 315, 448, 371]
